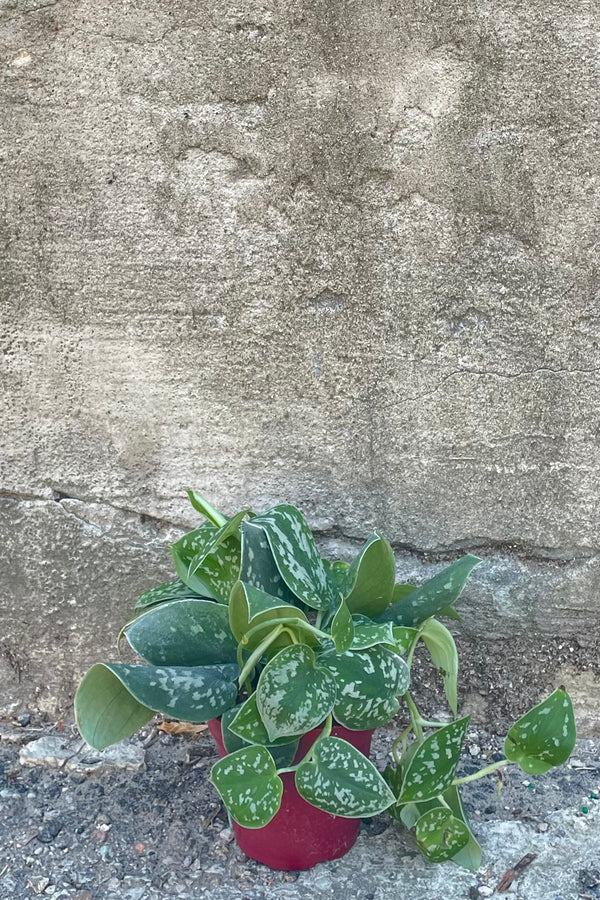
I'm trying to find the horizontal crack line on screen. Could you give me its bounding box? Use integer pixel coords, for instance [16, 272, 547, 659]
[1, 493, 596, 564]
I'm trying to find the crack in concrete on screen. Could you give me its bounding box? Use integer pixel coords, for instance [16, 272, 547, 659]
[376, 365, 600, 410]
[1, 493, 598, 564]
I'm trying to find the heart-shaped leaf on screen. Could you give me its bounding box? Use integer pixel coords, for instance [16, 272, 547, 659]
[295, 737, 395, 817]
[76, 662, 239, 749]
[250, 505, 334, 611]
[135, 579, 203, 610]
[221, 704, 299, 767]
[330, 597, 354, 652]
[376, 556, 482, 626]
[440, 785, 482, 870]
[399, 717, 470, 803]
[125, 599, 238, 666]
[504, 688, 576, 775]
[228, 581, 314, 649]
[319, 646, 410, 730]
[256, 644, 337, 741]
[342, 532, 396, 617]
[420, 618, 459, 717]
[415, 807, 470, 862]
[211, 745, 283, 828]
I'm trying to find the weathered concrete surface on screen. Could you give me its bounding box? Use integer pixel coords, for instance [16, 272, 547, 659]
[1, 1, 600, 720]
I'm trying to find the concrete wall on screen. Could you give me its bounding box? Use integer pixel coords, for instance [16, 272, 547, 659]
[1, 0, 599, 731]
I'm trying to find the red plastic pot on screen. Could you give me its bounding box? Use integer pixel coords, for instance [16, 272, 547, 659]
[207, 717, 375, 870]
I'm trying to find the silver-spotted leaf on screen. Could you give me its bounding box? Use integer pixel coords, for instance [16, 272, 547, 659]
[240, 521, 301, 608]
[135, 579, 202, 610]
[256, 644, 337, 741]
[125, 599, 238, 666]
[171, 522, 242, 602]
[295, 737, 395, 817]
[441, 785, 482, 870]
[330, 597, 354, 653]
[228, 693, 303, 748]
[342, 532, 396, 618]
[250, 505, 334, 611]
[187, 509, 248, 577]
[415, 807, 470, 862]
[78, 662, 239, 746]
[376, 556, 482, 626]
[504, 689, 576, 775]
[420, 618, 459, 717]
[399, 717, 470, 803]
[319, 646, 410, 730]
[351, 620, 396, 650]
[211, 745, 283, 828]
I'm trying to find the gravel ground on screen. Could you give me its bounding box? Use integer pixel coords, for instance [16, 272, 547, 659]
[1, 715, 599, 900]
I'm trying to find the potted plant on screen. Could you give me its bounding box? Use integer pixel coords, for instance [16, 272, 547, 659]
[75, 491, 576, 871]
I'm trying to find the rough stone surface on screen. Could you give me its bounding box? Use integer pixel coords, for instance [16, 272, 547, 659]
[1, 1, 600, 721]
[19, 736, 146, 774]
[1, 724, 599, 899]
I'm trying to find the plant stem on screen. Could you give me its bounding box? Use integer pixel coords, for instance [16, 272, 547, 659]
[418, 717, 452, 729]
[405, 692, 424, 743]
[241, 617, 329, 646]
[392, 723, 413, 764]
[452, 759, 510, 786]
[281, 714, 334, 775]
[237, 625, 285, 688]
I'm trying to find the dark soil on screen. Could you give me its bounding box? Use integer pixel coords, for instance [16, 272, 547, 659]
[1, 716, 599, 900]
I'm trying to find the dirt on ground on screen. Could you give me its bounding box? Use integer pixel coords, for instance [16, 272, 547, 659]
[0, 715, 599, 900]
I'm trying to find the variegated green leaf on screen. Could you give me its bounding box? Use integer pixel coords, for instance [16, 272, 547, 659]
[350, 619, 396, 651]
[399, 717, 470, 803]
[319, 646, 410, 730]
[75, 664, 154, 751]
[415, 807, 470, 862]
[135, 579, 202, 610]
[343, 532, 396, 617]
[323, 558, 350, 591]
[295, 737, 395, 817]
[211, 745, 283, 828]
[391, 626, 419, 656]
[78, 662, 239, 745]
[221, 704, 299, 767]
[240, 521, 302, 608]
[256, 644, 337, 741]
[504, 689, 576, 775]
[441, 785, 482, 870]
[421, 618, 459, 717]
[330, 597, 354, 653]
[228, 582, 314, 649]
[250, 505, 334, 611]
[376, 556, 482, 626]
[227, 693, 303, 748]
[171, 523, 219, 595]
[125, 599, 238, 666]
[187, 509, 249, 580]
